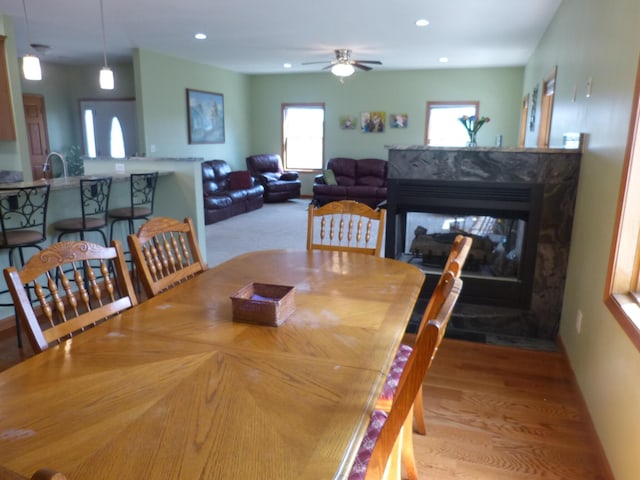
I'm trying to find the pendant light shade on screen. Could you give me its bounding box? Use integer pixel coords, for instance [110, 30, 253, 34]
[99, 67, 114, 90]
[21, 0, 41, 81]
[99, 0, 114, 90]
[22, 54, 42, 80]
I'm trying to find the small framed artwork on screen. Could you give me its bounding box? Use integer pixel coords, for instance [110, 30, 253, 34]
[186, 88, 225, 144]
[529, 84, 538, 132]
[390, 113, 408, 128]
[340, 115, 357, 129]
[361, 111, 386, 133]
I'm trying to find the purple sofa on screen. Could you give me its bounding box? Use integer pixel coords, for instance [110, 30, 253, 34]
[202, 160, 264, 225]
[312, 157, 388, 208]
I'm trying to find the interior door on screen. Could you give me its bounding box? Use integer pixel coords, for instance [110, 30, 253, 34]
[80, 99, 138, 158]
[23, 93, 50, 180]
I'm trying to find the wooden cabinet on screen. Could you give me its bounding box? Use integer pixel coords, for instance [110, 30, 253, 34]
[0, 36, 16, 141]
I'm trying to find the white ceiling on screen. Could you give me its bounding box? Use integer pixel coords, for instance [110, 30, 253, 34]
[0, 0, 562, 74]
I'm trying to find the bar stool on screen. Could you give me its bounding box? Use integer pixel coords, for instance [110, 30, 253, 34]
[108, 172, 158, 242]
[52, 177, 112, 245]
[0, 184, 51, 347]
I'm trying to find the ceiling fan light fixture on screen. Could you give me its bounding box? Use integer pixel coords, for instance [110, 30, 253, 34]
[331, 63, 355, 77]
[22, 54, 42, 80]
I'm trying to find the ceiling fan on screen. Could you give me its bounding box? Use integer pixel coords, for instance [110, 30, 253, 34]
[303, 49, 382, 78]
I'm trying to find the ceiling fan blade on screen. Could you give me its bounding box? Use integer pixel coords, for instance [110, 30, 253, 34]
[353, 60, 382, 65]
[353, 63, 373, 71]
[302, 60, 332, 65]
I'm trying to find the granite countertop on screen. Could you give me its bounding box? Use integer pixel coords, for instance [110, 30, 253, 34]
[0, 171, 172, 192]
[385, 145, 583, 154]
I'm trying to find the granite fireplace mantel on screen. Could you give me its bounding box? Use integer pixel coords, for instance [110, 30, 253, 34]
[386, 145, 582, 339]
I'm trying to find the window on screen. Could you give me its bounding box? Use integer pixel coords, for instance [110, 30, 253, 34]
[425, 101, 478, 146]
[84, 109, 97, 158]
[110, 117, 125, 158]
[537, 66, 557, 148]
[282, 103, 325, 171]
[605, 58, 640, 350]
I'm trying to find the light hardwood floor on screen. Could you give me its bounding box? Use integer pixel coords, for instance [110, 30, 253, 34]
[0, 327, 612, 479]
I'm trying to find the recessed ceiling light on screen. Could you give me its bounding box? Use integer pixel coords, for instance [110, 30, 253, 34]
[415, 19, 429, 27]
[194, 33, 207, 40]
[439, 57, 449, 63]
[283, 63, 292, 69]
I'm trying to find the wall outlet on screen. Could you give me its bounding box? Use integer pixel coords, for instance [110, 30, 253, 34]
[149, 144, 156, 153]
[115, 163, 125, 174]
[576, 309, 583, 334]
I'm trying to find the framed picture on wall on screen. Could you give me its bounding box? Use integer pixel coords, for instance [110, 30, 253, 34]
[186, 89, 225, 144]
[340, 115, 357, 129]
[390, 113, 408, 128]
[361, 111, 386, 133]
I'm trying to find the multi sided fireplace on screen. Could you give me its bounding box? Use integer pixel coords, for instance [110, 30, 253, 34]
[386, 146, 582, 339]
[386, 179, 543, 309]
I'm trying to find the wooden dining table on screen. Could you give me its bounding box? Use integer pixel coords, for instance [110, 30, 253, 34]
[0, 249, 424, 479]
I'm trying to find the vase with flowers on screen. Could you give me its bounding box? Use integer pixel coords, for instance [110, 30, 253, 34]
[459, 115, 490, 147]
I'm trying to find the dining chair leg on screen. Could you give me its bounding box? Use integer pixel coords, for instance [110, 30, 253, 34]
[413, 385, 426, 435]
[384, 422, 403, 480]
[401, 407, 418, 480]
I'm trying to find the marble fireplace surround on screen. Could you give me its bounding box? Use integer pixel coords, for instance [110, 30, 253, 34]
[386, 146, 582, 339]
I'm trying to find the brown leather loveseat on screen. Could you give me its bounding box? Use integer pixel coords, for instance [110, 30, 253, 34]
[312, 157, 387, 208]
[202, 159, 264, 225]
[246, 154, 301, 202]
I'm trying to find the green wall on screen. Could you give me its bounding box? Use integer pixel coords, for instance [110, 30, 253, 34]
[19, 62, 135, 157]
[134, 49, 251, 168]
[249, 67, 523, 156]
[249, 67, 523, 193]
[528, 0, 640, 478]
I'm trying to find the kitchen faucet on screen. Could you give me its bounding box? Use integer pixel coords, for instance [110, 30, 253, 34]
[42, 152, 68, 179]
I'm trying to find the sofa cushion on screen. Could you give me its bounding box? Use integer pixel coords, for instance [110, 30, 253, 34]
[229, 170, 253, 190]
[355, 159, 387, 187]
[357, 176, 385, 187]
[323, 169, 337, 185]
[204, 195, 232, 209]
[328, 157, 357, 179]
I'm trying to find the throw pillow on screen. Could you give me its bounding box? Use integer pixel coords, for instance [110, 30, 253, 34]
[323, 169, 338, 185]
[229, 170, 253, 190]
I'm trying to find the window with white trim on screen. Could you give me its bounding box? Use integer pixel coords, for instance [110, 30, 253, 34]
[282, 103, 325, 171]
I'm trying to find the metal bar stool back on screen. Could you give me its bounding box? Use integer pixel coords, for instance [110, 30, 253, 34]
[0, 184, 51, 347]
[53, 177, 112, 245]
[109, 172, 158, 242]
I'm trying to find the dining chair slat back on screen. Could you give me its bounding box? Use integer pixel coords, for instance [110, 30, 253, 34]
[127, 217, 207, 298]
[3, 240, 137, 353]
[349, 272, 463, 480]
[407, 234, 471, 439]
[307, 200, 386, 256]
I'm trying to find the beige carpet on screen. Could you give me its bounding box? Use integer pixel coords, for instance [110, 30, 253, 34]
[204, 198, 311, 267]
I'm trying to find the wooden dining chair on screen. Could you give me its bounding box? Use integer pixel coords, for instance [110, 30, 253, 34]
[0, 466, 68, 480]
[399, 234, 472, 436]
[307, 200, 386, 256]
[3, 240, 138, 354]
[127, 217, 207, 298]
[349, 273, 463, 480]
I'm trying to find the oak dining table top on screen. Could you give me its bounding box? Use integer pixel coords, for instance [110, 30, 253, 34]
[0, 250, 424, 480]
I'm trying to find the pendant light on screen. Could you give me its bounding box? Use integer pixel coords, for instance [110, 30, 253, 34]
[21, 0, 41, 81]
[99, 0, 114, 90]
